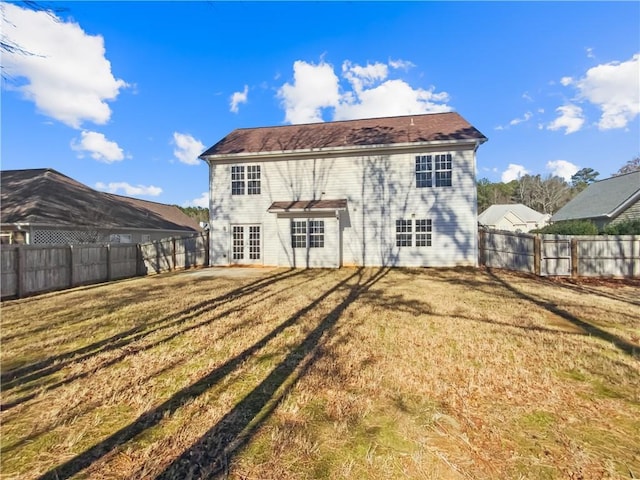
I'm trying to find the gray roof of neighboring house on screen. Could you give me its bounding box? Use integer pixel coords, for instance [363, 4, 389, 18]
[200, 112, 487, 158]
[551, 171, 640, 222]
[478, 204, 547, 226]
[0, 168, 202, 232]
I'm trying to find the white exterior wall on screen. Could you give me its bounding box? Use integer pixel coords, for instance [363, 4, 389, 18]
[207, 145, 479, 268]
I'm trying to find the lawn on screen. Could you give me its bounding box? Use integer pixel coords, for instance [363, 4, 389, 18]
[1, 267, 639, 480]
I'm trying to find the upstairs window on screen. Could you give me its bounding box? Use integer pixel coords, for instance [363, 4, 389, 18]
[231, 165, 245, 195]
[247, 165, 261, 195]
[231, 165, 261, 195]
[416, 154, 452, 188]
[434, 154, 452, 187]
[415, 155, 432, 188]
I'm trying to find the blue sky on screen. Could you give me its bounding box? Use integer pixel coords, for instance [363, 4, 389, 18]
[2, 1, 639, 207]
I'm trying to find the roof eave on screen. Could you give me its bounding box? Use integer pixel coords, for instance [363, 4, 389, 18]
[200, 137, 485, 163]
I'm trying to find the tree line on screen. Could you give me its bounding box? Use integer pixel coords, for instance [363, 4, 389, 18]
[477, 156, 639, 215]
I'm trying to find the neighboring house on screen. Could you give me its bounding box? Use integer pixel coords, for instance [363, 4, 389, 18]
[550, 171, 640, 230]
[199, 112, 487, 268]
[0, 168, 202, 245]
[478, 204, 550, 233]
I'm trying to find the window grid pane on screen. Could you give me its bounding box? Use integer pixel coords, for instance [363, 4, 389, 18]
[249, 226, 261, 259]
[231, 165, 245, 195]
[415, 219, 432, 247]
[247, 165, 261, 195]
[291, 221, 306, 248]
[232, 226, 244, 260]
[309, 220, 325, 248]
[396, 219, 412, 247]
[434, 154, 452, 187]
[415, 155, 433, 188]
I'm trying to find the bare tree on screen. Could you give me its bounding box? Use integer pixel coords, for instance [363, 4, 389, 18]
[613, 155, 640, 176]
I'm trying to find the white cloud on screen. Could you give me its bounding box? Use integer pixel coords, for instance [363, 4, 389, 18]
[509, 111, 532, 126]
[501, 164, 529, 182]
[172, 132, 205, 165]
[277, 60, 341, 124]
[70, 131, 125, 163]
[277, 58, 451, 124]
[230, 85, 249, 113]
[334, 78, 450, 121]
[95, 182, 162, 197]
[1, 3, 128, 128]
[388, 58, 415, 70]
[548, 104, 585, 134]
[546, 160, 579, 181]
[342, 60, 389, 92]
[586, 47, 595, 59]
[560, 76, 573, 86]
[574, 53, 640, 130]
[184, 192, 209, 208]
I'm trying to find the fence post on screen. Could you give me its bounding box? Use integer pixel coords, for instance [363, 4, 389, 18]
[16, 246, 25, 299]
[534, 235, 541, 276]
[571, 238, 578, 278]
[69, 244, 75, 288]
[172, 237, 177, 271]
[478, 229, 486, 267]
[106, 244, 112, 281]
[205, 230, 210, 267]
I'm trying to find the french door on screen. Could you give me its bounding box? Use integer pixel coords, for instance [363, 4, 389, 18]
[231, 224, 261, 264]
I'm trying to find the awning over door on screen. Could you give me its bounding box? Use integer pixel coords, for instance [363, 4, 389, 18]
[267, 199, 347, 213]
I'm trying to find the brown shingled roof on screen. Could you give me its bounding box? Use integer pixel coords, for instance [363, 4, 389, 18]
[1, 168, 202, 232]
[201, 112, 486, 158]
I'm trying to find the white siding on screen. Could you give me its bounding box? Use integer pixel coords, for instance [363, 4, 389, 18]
[208, 145, 479, 268]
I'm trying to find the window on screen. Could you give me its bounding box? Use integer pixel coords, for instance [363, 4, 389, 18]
[249, 225, 261, 260]
[416, 154, 452, 188]
[231, 165, 245, 195]
[396, 219, 412, 247]
[291, 221, 306, 248]
[434, 154, 452, 187]
[109, 233, 132, 244]
[231, 165, 261, 195]
[309, 220, 325, 248]
[247, 165, 261, 195]
[291, 219, 325, 248]
[396, 219, 432, 247]
[232, 226, 244, 260]
[415, 219, 432, 247]
[415, 155, 432, 188]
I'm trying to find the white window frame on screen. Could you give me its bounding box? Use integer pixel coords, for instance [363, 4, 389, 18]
[231, 164, 261, 195]
[416, 154, 452, 188]
[396, 219, 432, 247]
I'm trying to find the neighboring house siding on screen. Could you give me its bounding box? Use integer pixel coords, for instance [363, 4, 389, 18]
[611, 198, 640, 225]
[208, 146, 478, 267]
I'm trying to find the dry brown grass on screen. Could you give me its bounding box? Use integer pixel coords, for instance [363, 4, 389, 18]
[1, 267, 638, 480]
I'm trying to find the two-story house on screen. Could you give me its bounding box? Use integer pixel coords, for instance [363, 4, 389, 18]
[199, 112, 487, 268]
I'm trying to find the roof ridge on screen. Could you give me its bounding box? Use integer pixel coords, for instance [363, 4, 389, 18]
[228, 111, 461, 132]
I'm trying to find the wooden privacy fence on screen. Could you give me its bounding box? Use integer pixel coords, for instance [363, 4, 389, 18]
[1, 232, 209, 299]
[479, 229, 640, 278]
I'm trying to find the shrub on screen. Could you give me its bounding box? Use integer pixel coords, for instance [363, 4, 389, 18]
[603, 219, 640, 235]
[536, 220, 599, 235]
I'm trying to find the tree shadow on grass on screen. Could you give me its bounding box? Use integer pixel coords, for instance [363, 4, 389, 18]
[1, 269, 302, 390]
[154, 267, 389, 479]
[486, 268, 639, 358]
[0, 271, 330, 416]
[36, 267, 388, 480]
